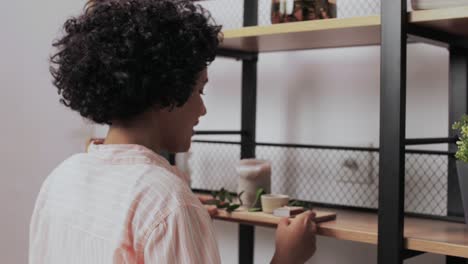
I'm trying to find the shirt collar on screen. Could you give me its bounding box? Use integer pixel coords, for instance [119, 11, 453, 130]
[87, 141, 190, 185]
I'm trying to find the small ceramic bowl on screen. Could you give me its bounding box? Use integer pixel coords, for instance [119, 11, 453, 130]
[261, 194, 289, 213]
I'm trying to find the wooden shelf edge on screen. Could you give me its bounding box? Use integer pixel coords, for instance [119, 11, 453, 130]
[222, 16, 380, 39]
[407, 238, 468, 259]
[410, 6, 468, 22]
[219, 6, 468, 40]
[317, 226, 378, 245]
[213, 215, 277, 228]
[212, 215, 379, 245]
[216, 7, 468, 52]
[211, 207, 468, 258]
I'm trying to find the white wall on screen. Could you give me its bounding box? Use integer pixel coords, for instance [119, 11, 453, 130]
[0, 1, 91, 263]
[0, 1, 451, 264]
[199, 44, 448, 147]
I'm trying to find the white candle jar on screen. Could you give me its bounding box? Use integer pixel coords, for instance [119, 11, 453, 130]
[236, 159, 271, 208]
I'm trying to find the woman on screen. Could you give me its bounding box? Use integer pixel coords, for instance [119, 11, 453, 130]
[29, 0, 316, 263]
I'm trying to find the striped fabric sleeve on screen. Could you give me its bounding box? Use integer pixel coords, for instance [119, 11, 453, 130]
[143, 205, 221, 264]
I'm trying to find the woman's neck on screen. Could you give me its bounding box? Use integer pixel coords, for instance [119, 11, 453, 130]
[104, 114, 161, 153]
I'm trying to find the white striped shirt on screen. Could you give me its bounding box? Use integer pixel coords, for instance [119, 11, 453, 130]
[29, 142, 221, 263]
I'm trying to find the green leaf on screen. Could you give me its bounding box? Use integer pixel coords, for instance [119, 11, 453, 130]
[226, 192, 233, 203]
[237, 191, 245, 206]
[227, 204, 240, 213]
[248, 207, 261, 212]
[211, 191, 218, 199]
[250, 188, 266, 208]
[453, 114, 468, 163]
[288, 200, 300, 206]
[219, 191, 226, 202]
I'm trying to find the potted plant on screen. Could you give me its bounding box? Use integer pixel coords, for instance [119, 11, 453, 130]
[452, 114, 468, 223]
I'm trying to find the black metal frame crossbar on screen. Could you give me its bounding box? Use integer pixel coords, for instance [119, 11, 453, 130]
[192, 139, 455, 156]
[216, 48, 258, 61]
[405, 137, 458, 145]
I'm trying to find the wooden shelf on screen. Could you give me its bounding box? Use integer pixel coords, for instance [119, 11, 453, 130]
[196, 193, 468, 258]
[318, 207, 468, 259]
[219, 6, 468, 52]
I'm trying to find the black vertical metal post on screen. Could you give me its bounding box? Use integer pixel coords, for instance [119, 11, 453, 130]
[447, 47, 468, 264]
[243, 0, 258, 27]
[448, 47, 468, 218]
[241, 60, 258, 160]
[239, 56, 258, 264]
[378, 0, 407, 263]
[238, 1, 258, 264]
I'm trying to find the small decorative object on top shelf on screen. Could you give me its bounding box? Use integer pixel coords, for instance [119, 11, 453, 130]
[411, 0, 468, 10]
[271, 0, 336, 24]
[452, 114, 468, 223]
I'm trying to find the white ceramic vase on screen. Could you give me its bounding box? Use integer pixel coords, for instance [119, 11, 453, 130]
[236, 159, 271, 208]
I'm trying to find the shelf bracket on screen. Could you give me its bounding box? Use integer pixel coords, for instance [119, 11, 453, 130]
[402, 249, 425, 260]
[447, 256, 468, 264]
[408, 24, 468, 49]
[217, 48, 258, 61]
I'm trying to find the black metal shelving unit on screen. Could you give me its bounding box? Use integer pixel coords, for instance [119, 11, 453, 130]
[382, 2, 468, 264]
[182, 1, 468, 263]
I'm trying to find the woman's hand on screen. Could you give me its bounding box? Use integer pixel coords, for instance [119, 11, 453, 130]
[271, 210, 317, 264]
[198, 196, 218, 217]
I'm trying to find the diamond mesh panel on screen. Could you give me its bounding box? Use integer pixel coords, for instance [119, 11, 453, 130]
[196, 0, 275, 29]
[187, 141, 448, 216]
[405, 153, 447, 215]
[189, 142, 240, 192]
[257, 146, 380, 209]
[197, 0, 244, 29]
[337, 0, 380, 18]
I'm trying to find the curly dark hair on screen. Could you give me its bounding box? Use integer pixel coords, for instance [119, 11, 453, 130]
[50, 0, 221, 124]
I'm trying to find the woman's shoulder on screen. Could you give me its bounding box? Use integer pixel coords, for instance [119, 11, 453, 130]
[132, 163, 200, 208]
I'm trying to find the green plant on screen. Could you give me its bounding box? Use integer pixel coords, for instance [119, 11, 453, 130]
[453, 114, 468, 162]
[248, 188, 267, 212]
[205, 188, 244, 213]
[288, 199, 314, 210]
